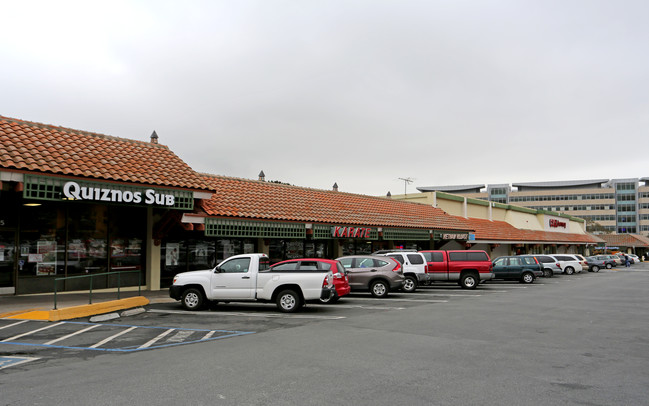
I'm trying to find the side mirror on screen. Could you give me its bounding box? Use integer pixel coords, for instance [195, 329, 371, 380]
[213, 266, 221, 273]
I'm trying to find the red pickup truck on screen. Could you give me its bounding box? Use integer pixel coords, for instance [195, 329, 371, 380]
[419, 250, 494, 289]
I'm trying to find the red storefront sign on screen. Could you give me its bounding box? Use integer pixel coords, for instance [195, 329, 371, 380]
[549, 219, 567, 229]
[331, 226, 372, 239]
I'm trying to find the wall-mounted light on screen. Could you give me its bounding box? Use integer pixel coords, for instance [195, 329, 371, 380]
[23, 203, 41, 207]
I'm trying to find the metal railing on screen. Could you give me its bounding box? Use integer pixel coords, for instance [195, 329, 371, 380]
[53, 270, 142, 310]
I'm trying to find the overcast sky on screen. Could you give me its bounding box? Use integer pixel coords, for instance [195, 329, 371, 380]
[1, 1, 648, 196]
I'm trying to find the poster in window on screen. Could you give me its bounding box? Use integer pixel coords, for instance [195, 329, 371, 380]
[36, 240, 57, 276]
[166, 243, 180, 266]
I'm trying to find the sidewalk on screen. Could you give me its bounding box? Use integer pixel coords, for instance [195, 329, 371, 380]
[0, 288, 175, 321]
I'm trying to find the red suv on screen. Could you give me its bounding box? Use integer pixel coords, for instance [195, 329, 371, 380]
[270, 258, 350, 303]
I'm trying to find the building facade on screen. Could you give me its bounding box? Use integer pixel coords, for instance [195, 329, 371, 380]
[417, 179, 649, 236]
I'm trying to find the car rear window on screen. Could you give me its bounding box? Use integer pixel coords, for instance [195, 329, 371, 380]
[299, 261, 320, 271]
[375, 259, 390, 267]
[448, 251, 489, 261]
[554, 256, 574, 261]
[271, 262, 297, 271]
[407, 254, 424, 265]
[388, 254, 404, 264]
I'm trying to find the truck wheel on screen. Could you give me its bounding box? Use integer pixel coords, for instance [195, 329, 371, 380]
[521, 272, 534, 284]
[181, 288, 204, 311]
[277, 289, 302, 313]
[565, 266, 574, 275]
[370, 280, 389, 298]
[460, 273, 478, 289]
[402, 276, 417, 293]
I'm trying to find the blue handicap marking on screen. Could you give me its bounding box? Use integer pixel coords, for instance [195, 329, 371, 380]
[0, 356, 39, 370]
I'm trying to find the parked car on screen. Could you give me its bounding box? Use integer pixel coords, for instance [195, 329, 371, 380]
[610, 255, 625, 266]
[337, 255, 405, 298]
[170, 254, 335, 312]
[551, 254, 584, 275]
[419, 250, 494, 289]
[573, 254, 589, 272]
[376, 251, 428, 293]
[519, 255, 562, 277]
[600, 255, 620, 267]
[491, 256, 543, 283]
[628, 254, 640, 264]
[590, 255, 616, 269]
[271, 258, 350, 303]
[585, 256, 608, 272]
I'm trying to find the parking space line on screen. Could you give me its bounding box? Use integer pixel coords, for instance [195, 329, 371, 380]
[2, 322, 64, 342]
[202, 331, 216, 340]
[0, 320, 29, 330]
[44, 324, 100, 345]
[90, 326, 137, 348]
[138, 328, 175, 349]
[147, 309, 346, 319]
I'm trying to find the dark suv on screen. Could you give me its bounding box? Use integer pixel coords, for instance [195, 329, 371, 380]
[492, 256, 543, 283]
[337, 256, 405, 298]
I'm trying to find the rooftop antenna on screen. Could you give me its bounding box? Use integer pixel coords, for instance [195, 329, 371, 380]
[398, 177, 414, 195]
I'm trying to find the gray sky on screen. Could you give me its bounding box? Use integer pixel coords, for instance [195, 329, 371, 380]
[2, 0, 648, 196]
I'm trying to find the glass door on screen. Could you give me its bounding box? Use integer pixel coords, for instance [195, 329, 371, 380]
[0, 231, 16, 289]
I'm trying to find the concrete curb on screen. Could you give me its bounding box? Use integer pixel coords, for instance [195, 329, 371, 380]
[5, 297, 150, 321]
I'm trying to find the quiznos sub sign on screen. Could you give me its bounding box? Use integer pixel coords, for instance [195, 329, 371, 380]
[63, 181, 175, 206]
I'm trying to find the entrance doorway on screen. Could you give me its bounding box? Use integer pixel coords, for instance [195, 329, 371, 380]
[0, 230, 16, 294]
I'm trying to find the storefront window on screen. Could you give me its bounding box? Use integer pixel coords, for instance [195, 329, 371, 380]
[67, 204, 108, 275]
[18, 203, 66, 278]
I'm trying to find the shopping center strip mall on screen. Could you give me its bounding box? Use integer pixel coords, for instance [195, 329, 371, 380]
[1, 115, 643, 296]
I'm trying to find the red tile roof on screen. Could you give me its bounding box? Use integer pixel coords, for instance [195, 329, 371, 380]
[596, 234, 649, 248]
[463, 217, 602, 244]
[0, 116, 211, 191]
[200, 174, 470, 230]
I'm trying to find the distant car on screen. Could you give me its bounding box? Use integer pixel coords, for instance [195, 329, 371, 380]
[520, 254, 562, 277]
[491, 256, 543, 283]
[591, 255, 616, 269]
[573, 254, 589, 272]
[271, 258, 350, 303]
[611, 255, 625, 266]
[551, 255, 584, 275]
[336, 255, 405, 298]
[600, 255, 620, 267]
[628, 254, 640, 264]
[585, 256, 607, 272]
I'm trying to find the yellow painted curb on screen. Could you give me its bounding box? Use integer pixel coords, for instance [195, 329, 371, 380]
[0, 308, 44, 319]
[6, 297, 150, 321]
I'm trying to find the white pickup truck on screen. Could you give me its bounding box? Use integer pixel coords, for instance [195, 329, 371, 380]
[169, 253, 335, 313]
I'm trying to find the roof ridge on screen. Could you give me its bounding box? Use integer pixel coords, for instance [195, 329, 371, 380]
[0, 115, 168, 150]
[201, 172, 449, 208]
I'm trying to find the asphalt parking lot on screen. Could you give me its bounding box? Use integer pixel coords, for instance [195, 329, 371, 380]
[2, 265, 649, 405]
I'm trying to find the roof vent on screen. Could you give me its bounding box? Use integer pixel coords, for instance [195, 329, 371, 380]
[150, 130, 159, 144]
[258, 170, 265, 181]
[333, 182, 339, 192]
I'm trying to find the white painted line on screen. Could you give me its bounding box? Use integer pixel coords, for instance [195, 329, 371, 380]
[2, 322, 65, 342]
[0, 356, 40, 370]
[44, 324, 100, 345]
[90, 326, 137, 348]
[202, 331, 216, 340]
[138, 328, 175, 349]
[147, 309, 346, 320]
[0, 320, 29, 330]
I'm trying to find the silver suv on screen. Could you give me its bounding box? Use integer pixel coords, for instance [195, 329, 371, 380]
[337, 256, 405, 298]
[519, 255, 562, 277]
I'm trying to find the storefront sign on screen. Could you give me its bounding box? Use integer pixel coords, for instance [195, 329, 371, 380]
[544, 215, 569, 232]
[549, 219, 567, 229]
[331, 226, 372, 239]
[441, 233, 469, 240]
[63, 181, 175, 206]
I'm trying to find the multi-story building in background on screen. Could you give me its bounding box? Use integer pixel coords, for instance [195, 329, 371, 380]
[417, 178, 649, 236]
